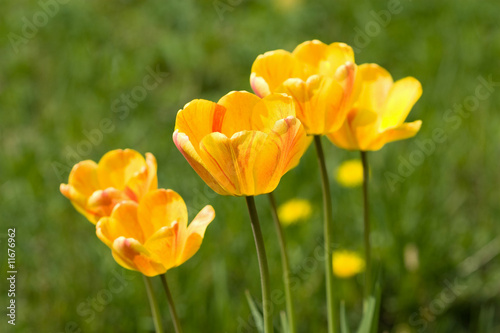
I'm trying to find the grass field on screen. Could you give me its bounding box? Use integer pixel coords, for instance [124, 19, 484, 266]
[1, 0, 500, 332]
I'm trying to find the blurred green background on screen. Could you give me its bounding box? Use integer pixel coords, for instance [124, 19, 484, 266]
[1, 0, 500, 332]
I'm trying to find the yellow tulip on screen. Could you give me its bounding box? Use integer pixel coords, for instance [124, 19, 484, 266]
[327, 63, 422, 151]
[96, 189, 215, 277]
[60, 149, 157, 224]
[173, 91, 311, 196]
[250, 40, 358, 135]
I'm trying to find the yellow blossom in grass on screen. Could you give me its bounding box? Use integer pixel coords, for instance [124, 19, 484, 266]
[332, 250, 365, 278]
[335, 159, 364, 188]
[277, 199, 312, 226]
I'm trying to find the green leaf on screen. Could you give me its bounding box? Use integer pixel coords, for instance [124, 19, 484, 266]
[280, 310, 289, 333]
[244, 290, 264, 333]
[340, 301, 351, 333]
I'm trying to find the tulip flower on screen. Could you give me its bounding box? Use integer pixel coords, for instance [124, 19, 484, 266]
[251, 40, 358, 333]
[327, 63, 422, 151]
[173, 91, 311, 197]
[60, 149, 157, 224]
[174, 91, 310, 333]
[328, 63, 422, 302]
[251, 39, 357, 135]
[96, 188, 215, 277]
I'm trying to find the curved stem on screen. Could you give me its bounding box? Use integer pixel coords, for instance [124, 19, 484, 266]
[245, 196, 273, 333]
[360, 151, 371, 299]
[268, 192, 296, 333]
[313, 135, 337, 333]
[143, 275, 164, 333]
[160, 274, 183, 333]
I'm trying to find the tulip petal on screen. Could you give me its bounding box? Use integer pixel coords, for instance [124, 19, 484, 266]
[143, 222, 179, 271]
[250, 50, 298, 97]
[175, 99, 227, 150]
[319, 43, 356, 78]
[97, 149, 147, 191]
[178, 205, 215, 265]
[367, 120, 422, 150]
[173, 131, 230, 195]
[112, 237, 166, 276]
[125, 152, 158, 201]
[327, 108, 378, 151]
[252, 93, 297, 132]
[380, 77, 422, 130]
[292, 40, 329, 76]
[218, 91, 261, 136]
[138, 189, 188, 239]
[355, 64, 393, 115]
[96, 201, 144, 247]
[198, 132, 240, 195]
[87, 188, 131, 221]
[269, 116, 311, 174]
[283, 75, 345, 134]
[60, 160, 100, 223]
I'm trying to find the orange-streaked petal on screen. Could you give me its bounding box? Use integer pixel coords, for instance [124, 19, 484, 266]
[173, 131, 230, 195]
[283, 75, 345, 134]
[138, 189, 188, 238]
[366, 120, 422, 151]
[218, 91, 261, 136]
[96, 201, 143, 247]
[380, 77, 422, 130]
[97, 149, 146, 191]
[268, 116, 311, 174]
[250, 50, 298, 97]
[145, 153, 158, 192]
[175, 99, 227, 151]
[178, 205, 215, 265]
[87, 188, 130, 220]
[252, 93, 297, 132]
[112, 237, 166, 276]
[198, 132, 239, 195]
[125, 152, 158, 201]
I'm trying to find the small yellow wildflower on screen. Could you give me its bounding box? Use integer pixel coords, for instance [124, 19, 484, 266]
[277, 199, 312, 226]
[335, 159, 364, 188]
[332, 250, 365, 278]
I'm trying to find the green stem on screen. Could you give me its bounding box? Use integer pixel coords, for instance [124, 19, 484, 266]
[160, 274, 183, 333]
[360, 151, 371, 299]
[268, 192, 296, 333]
[245, 196, 273, 333]
[313, 135, 337, 333]
[143, 275, 164, 333]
